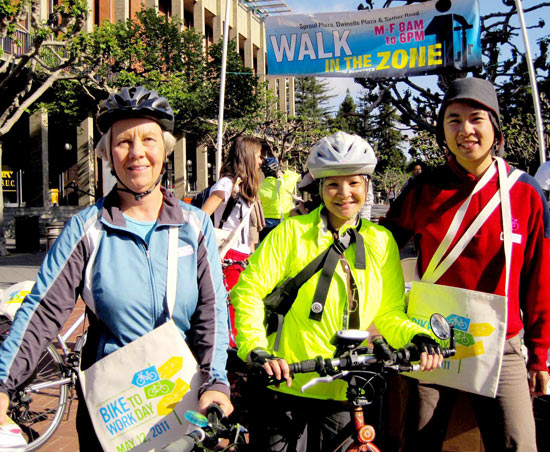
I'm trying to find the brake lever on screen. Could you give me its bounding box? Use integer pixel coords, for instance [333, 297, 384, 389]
[300, 371, 348, 393]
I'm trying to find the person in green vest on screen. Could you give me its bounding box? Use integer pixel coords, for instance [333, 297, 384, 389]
[259, 157, 301, 241]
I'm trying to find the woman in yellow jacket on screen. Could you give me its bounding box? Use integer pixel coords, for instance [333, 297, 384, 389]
[231, 132, 443, 451]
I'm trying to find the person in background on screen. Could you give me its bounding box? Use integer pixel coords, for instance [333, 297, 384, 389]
[289, 171, 322, 217]
[258, 157, 301, 241]
[359, 178, 375, 221]
[0, 87, 232, 450]
[388, 188, 396, 205]
[534, 160, 550, 207]
[380, 77, 550, 452]
[231, 131, 443, 452]
[401, 161, 424, 193]
[411, 161, 423, 177]
[201, 136, 265, 343]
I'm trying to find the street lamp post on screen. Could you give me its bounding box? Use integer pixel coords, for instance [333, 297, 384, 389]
[514, 0, 546, 163]
[216, 0, 232, 180]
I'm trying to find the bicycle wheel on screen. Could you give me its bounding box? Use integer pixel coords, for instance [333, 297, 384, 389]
[9, 343, 70, 451]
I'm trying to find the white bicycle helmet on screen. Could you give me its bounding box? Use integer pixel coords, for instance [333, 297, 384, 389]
[307, 132, 377, 179]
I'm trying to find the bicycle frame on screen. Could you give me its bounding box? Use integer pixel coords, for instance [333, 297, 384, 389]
[24, 313, 85, 394]
[348, 405, 380, 452]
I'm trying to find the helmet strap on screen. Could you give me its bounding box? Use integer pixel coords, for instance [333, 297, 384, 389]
[115, 174, 163, 201]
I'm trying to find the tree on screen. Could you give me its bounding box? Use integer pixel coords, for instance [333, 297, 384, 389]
[0, 0, 91, 255]
[497, 39, 550, 173]
[360, 92, 407, 175]
[200, 82, 331, 172]
[258, 113, 329, 171]
[206, 39, 262, 128]
[294, 76, 335, 121]
[331, 89, 363, 135]
[407, 129, 446, 169]
[0, 0, 92, 137]
[49, 8, 261, 139]
[372, 167, 408, 202]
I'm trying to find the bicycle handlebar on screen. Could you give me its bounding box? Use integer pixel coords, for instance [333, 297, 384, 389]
[162, 432, 202, 452]
[162, 403, 247, 452]
[285, 339, 455, 393]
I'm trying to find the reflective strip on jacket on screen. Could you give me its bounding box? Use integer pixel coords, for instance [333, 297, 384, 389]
[231, 206, 429, 400]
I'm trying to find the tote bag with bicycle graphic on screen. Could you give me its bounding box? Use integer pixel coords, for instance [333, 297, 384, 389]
[79, 227, 201, 452]
[406, 158, 521, 398]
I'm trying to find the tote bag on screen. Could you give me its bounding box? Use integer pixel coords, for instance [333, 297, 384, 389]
[79, 227, 201, 452]
[407, 158, 521, 398]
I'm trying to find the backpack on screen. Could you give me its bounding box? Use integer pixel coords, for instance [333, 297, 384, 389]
[190, 186, 212, 208]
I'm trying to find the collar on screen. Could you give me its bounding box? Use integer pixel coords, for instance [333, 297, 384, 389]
[447, 155, 504, 182]
[319, 206, 362, 235]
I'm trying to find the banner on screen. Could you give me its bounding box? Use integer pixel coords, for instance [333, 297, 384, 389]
[265, 0, 481, 78]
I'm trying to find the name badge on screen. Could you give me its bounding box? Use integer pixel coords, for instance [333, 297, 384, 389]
[500, 232, 522, 244]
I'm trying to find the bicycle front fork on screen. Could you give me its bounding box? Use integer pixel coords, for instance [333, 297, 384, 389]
[350, 406, 379, 452]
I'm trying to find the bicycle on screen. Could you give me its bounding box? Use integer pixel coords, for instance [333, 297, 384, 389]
[169, 314, 455, 452]
[281, 313, 456, 452]
[162, 403, 249, 452]
[0, 303, 86, 450]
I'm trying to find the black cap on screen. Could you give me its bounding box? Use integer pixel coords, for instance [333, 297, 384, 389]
[436, 78, 503, 154]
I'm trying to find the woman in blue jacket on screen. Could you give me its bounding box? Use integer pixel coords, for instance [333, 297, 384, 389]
[0, 87, 232, 450]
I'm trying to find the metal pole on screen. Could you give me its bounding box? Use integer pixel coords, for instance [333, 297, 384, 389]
[514, 0, 546, 163]
[216, 0, 232, 180]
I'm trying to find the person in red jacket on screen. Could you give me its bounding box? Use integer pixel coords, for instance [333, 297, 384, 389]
[380, 77, 550, 452]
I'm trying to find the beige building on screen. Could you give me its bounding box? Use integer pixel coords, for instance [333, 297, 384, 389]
[1, 0, 295, 215]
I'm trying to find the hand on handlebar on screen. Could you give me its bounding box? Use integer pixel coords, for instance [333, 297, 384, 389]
[248, 348, 292, 387]
[411, 334, 444, 371]
[262, 358, 292, 388]
[198, 390, 234, 417]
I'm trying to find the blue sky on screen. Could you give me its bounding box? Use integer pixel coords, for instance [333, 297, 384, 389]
[281, 0, 549, 112]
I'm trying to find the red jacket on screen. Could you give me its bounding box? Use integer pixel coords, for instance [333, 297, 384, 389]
[381, 158, 550, 371]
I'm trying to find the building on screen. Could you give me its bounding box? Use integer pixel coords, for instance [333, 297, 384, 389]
[1, 0, 294, 224]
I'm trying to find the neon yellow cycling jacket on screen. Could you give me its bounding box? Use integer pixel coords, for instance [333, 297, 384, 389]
[259, 170, 301, 220]
[231, 206, 430, 400]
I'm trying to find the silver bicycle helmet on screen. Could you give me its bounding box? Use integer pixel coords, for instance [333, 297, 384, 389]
[96, 86, 174, 134]
[307, 132, 377, 179]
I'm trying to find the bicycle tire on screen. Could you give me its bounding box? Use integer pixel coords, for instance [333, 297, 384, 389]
[10, 343, 70, 451]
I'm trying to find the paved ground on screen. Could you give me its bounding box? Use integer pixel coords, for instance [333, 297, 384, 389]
[0, 239, 46, 290]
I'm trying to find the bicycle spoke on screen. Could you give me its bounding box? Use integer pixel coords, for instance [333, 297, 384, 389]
[9, 344, 70, 451]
